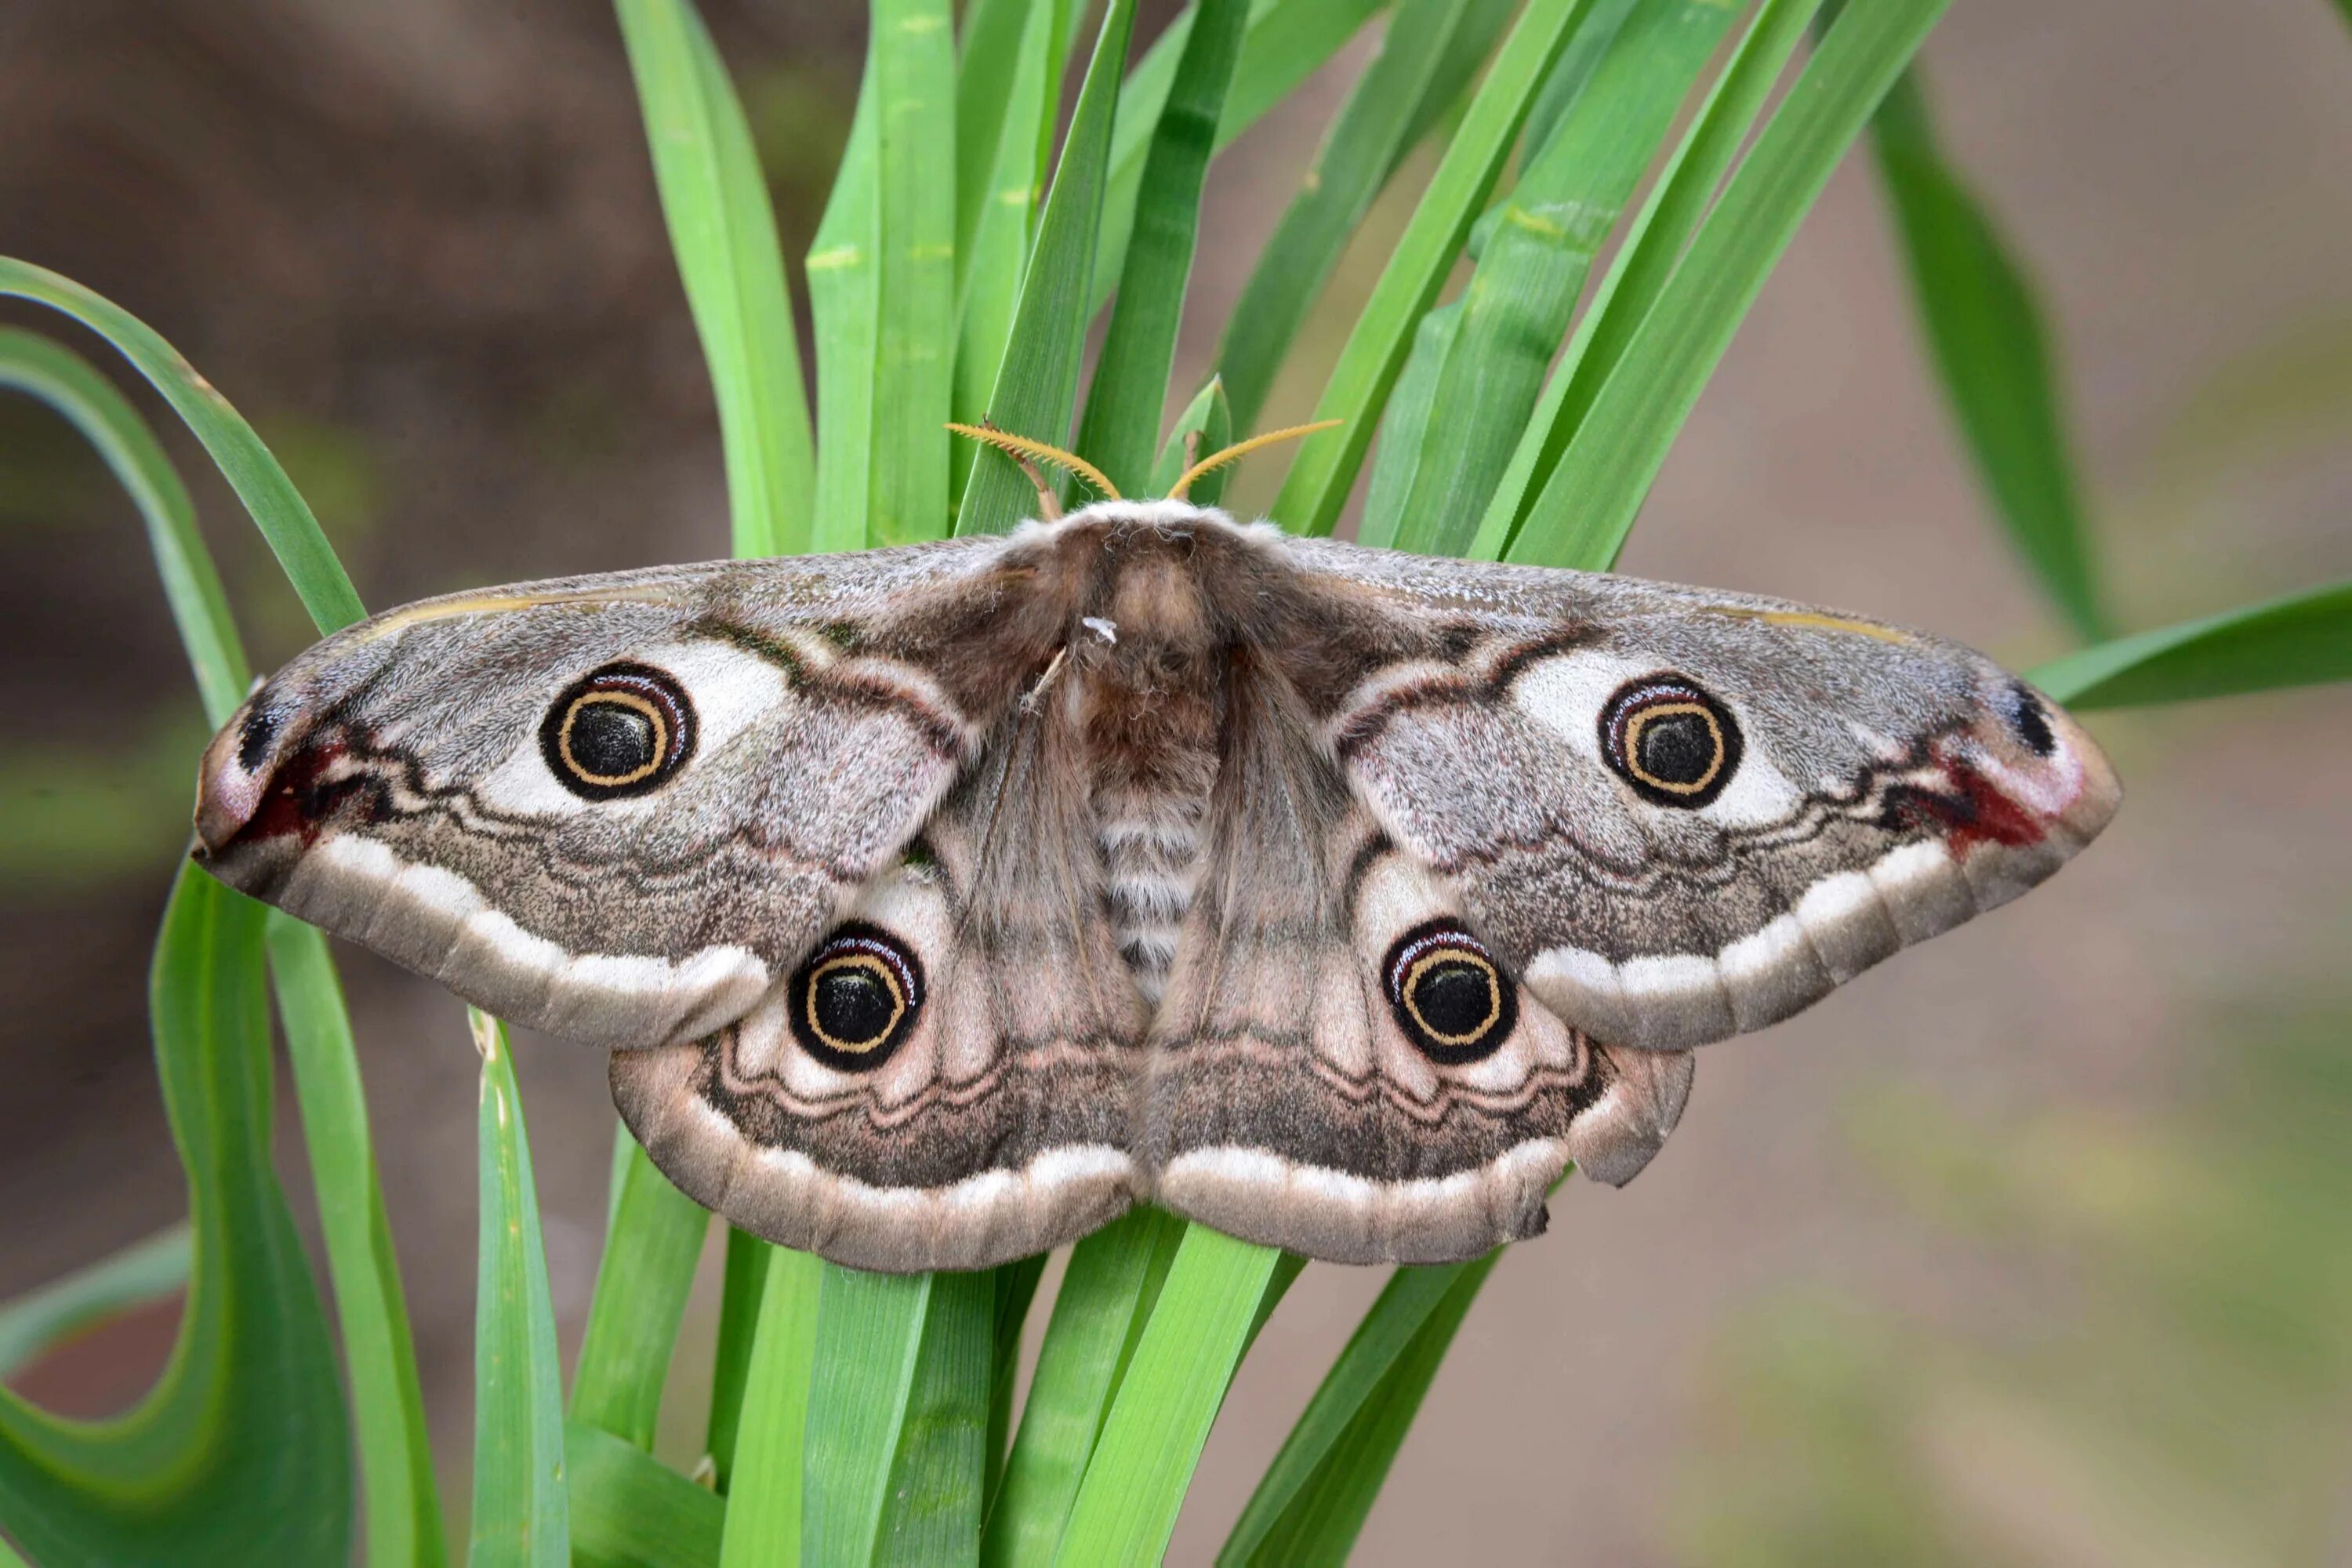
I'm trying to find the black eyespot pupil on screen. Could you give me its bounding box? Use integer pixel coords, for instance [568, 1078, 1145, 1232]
[814, 967, 895, 1046]
[1414, 962, 1494, 1037]
[570, 702, 656, 778]
[1636, 712, 1716, 786]
[2009, 683, 2056, 757]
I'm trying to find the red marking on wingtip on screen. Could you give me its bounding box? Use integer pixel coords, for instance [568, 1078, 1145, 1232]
[239, 739, 357, 849]
[1895, 744, 2049, 858]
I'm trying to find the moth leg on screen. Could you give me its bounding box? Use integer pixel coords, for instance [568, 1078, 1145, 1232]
[1004, 446, 1064, 520]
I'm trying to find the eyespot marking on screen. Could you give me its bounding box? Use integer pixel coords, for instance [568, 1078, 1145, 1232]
[1383, 920, 1516, 1065]
[1599, 674, 1741, 808]
[539, 662, 696, 799]
[787, 923, 924, 1071]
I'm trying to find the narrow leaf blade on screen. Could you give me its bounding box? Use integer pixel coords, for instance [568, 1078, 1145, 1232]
[1508, 0, 1955, 570]
[1870, 67, 2107, 638]
[954, 0, 1140, 535]
[2031, 579, 2352, 709]
[468, 1012, 571, 1568]
[615, 0, 818, 556]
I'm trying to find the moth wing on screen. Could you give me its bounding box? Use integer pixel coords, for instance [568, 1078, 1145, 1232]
[1140, 659, 1689, 1266]
[611, 698, 1148, 1272]
[193, 540, 1057, 1050]
[1282, 539, 2122, 1053]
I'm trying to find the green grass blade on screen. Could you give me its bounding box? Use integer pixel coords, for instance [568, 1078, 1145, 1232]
[267, 916, 448, 1568]
[717, 1245, 822, 1567]
[951, 0, 1075, 512]
[811, 67, 881, 552]
[0, 256, 362, 632]
[1221, 1254, 1499, 1566]
[705, 1228, 768, 1490]
[1147, 375, 1236, 502]
[1374, 0, 1737, 557]
[955, 0, 1045, 285]
[1469, 0, 1822, 561]
[1091, 0, 1388, 320]
[801, 1269, 991, 1563]
[0, 1228, 190, 1379]
[0, 327, 248, 722]
[2031, 578, 2352, 709]
[1051, 1227, 1282, 1564]
[985, 1207, 1189, 1566]
[0, 871, 352, 1564]
[1073, 0, 1250, 495]
[616, 0, 818, 556]
[1218, 1261, 1469, 1559]
[572, 1146, 710, 1450]
[1507, 0, 1952, 570]
[1360, 0, 1633, 547]
[869, 0, 957, 544]
[874, 1271, 993, 1558]
[982, 1254, 1048, 1511]
[1869, 67, 2107, 638]
[568, 1423, 724, 1568]
[1268, 0, 1592, 537]
[468, 1011, 570, 1568]
[1215, 0, 1521, 437]
[1357, 298, 1465, 548]
[954, 0, 1139, 535]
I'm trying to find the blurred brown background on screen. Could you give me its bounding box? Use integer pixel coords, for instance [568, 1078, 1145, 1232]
[3, 2, 2349, 1563]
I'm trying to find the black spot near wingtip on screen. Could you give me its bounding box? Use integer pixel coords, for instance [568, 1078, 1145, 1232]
[2006, 681, 2057, 757]
[236, 702, 281, 772]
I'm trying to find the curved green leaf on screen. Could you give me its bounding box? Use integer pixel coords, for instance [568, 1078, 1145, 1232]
[0, 256, 362, 633]
[0, 871, 351, 1566]
[1091, 0, 1388, 320]
[1871, 67, 2107, 639]
[0, 1229, 191, 1382]
[986, 1207, 1187, 1566]
[2031, 578, 2352, 709]
[869, 0, 957, 545]
[0, 327, 246, 723]
[802, 1268, 992, 1563]
[1221, 1255, 1497, 1566]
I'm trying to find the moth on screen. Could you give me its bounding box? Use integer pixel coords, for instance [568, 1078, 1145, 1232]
[190, 427, 2120, 1273]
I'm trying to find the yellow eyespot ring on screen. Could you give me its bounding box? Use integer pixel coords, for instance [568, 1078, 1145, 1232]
[539, 663, 695, 800]
[1383, 921, 1516, 1065]
[788, 924, 924, 1071]
[1401, 948, 1502, 1046]
[1600, 676, 1742, 809]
